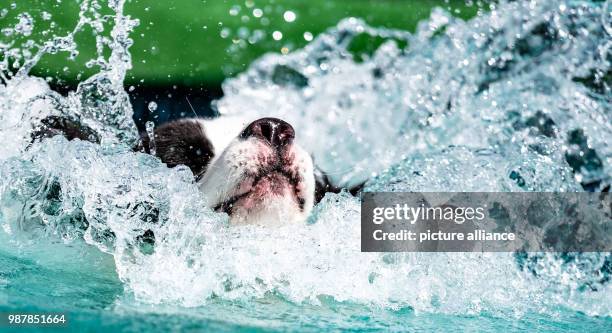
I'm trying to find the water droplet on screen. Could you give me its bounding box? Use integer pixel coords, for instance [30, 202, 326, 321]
[229, 5, 240, 16]
[14, 13, 34, 36]
[272, 31, 283, 41]
[145, 121, 157, 156]
[220, 27, 231, 39]
[41, 11, 52, 20]
[148, 101, 157, 112]
[283, 11, 296, 23]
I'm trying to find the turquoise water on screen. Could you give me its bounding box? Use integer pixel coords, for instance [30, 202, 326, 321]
[1, 248, 610, 332]
[0, 220, 610, 332]
[1, 0, 611, 331]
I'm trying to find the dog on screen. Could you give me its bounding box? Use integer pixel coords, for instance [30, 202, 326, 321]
[32, 115, 359, 227]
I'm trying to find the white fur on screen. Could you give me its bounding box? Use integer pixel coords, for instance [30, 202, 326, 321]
[195, 117, 315, 226]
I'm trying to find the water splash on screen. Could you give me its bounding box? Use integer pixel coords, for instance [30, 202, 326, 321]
[1, 140, 608, 316]
[145, 120, 156, 155]
[0, 0, 139, 158]
[0, 0, 610, 321]
[364, 146, 581, 192]
[217, 2, 611, 191]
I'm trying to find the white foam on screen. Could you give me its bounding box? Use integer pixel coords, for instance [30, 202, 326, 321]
[0, 0, 610, 319]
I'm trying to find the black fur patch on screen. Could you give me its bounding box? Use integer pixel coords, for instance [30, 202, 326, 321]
[30, 116, 100, 145]
[33, 116, 216, 180]
[32, 116, 354, 206]
[137, 119, 215, 179]
[314, 168, 364, 203]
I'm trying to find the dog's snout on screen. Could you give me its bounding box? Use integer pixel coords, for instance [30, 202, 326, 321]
[240, 117, 295, 147]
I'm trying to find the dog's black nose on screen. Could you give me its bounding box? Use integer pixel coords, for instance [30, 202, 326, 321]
[240, 117, 295, 147]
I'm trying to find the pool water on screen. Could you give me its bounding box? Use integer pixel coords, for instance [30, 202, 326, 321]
[0, 0, 611, 332]
[0, 239, 610, 332]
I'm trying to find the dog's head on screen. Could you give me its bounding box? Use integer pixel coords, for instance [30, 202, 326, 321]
[142, 116, 315, 226]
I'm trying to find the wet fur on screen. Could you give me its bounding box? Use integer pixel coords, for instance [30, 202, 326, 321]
[137, 120, 214, 180]
[31, 116, 359, 226]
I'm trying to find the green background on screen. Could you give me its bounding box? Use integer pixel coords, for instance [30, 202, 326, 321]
[1, 0, 479, 87]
